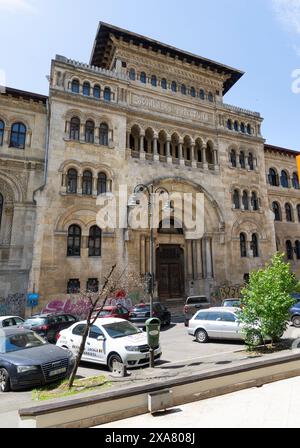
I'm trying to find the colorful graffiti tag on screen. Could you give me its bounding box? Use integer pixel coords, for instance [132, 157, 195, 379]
[211, 284, 244, 305]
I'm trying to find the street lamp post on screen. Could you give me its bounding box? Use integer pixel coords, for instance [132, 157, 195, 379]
[128, 184, 170, 368]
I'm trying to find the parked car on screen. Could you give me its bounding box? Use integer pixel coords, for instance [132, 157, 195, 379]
[92, 305, 130, 320]
[222, 299, 242, 308]
[0, 316, 24, 328]
[188, 307, 267, 345]
[129, 303, 171, 328]
[0, 328, 75, 392]
[22, 313, 78, 343]
[184, 296, 210, 327]
[56, 318, 162, 371]
[290, 301, 300, 328]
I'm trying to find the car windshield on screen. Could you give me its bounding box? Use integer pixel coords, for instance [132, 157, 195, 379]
[0, 332, 47, 353]
[103, 321, 141, 339]
[23, 318, 47, 327]
[97, 310, 112, 317]
[133, 305, 150, 312]
[224, 301, 241, 307]
[187, 298, 207, 305]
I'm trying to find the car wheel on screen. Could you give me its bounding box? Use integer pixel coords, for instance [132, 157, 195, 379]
[292, 316, 300, 328]
[246, 333, 263, 347]
[0, 368, 10, 393]
[184, 320, 189, 327]
[195, 329, 209, 344]
[107, 354, 123, 372]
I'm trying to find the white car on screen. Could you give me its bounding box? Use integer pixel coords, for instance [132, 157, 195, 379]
[56, 318, 162, 371]
[0, 316, 25, 328]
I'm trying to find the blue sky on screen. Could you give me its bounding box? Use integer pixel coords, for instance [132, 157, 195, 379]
[0, 0, 299, 149]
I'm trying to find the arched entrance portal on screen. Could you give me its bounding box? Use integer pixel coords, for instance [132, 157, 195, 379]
[156, 245, 185, 299]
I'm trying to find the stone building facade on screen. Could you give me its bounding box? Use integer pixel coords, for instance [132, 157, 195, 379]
[0, 23, 299, 311]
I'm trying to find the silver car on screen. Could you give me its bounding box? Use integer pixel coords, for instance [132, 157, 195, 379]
[0, 316, 25, 328]
[188, 307, 244, 343]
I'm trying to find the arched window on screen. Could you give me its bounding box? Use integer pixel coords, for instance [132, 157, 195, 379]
[247, 124, 252, 135]
[10, 122, 26, 149]
[273, 202, 281, 221]
[67, 225, 81, 257]
[281, 171, 289, 188]
[251, 192, 259, 211]
[85, 120, 94, 143]
[83, 82, 90, 96]
[240, 123, 245, 133]
[242, 191, 249, 210]
[88, 226, 102, 257]
[286, 240, 294, 260]
[67, 169, 78, 194]
[99, 123, 109, 146]
[297, 205, 300, 223]
[248, 153, 254, 171]
[295, 241, 300, 260]
[292, 172, 299, 190]
[233, 190, 240, 209]
[227, 119, 233, 130]
[269, 168, 279, 186]
[0, 120, 4, 146]
[93, 85, 100, 99]
[190, 87, 196, 97]
[70, 117, 80, 141]
[234, 121, 239, 132]
[151, 75, 157, 87]
[97, 172, 107, 195]
[103, 87, 111, 102]
[140, 72, 147, 84]
[0, 193, 3, 229]
[181, 84, 187, 95]
[230, 149, 237, 167]
[171, 81, 177, 92]
[240, 233, 247, 258]
[82, 170, 93, 195]
[240, 151, 246, 169]
[251, 234, 259, 258]
[71, 79, 80, 93]
[285, 203, 293, 222]
[161, 78, 167, 90]
[208, 92, 214, 102]
[199, 89, 205, 100]
[129, 69, 136, 81]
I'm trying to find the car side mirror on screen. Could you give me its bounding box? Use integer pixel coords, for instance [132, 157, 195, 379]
[97, 335, 105, 342]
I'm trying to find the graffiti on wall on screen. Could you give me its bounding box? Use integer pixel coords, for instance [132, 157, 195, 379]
[0, 294, 26, 317]
[211, 284, 244, 305]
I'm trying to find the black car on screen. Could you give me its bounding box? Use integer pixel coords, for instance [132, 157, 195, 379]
[22, 313, 78, 343]
[290, 300, 300, 328]
[0, 328, 75, 392]
[129, 302, 171, 328]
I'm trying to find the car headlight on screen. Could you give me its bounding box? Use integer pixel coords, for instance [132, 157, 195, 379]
[125, 346, 142, 352]
[17, 365, 39, 374]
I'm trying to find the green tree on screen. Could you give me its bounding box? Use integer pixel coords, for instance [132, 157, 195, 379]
[239, 254, 297, 347]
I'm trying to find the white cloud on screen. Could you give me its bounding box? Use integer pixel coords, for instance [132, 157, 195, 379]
[272, 0, 300, 34]
[0, 0, 37, 13]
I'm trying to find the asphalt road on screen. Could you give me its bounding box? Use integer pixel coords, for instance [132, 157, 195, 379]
[1, 323, 299, 428]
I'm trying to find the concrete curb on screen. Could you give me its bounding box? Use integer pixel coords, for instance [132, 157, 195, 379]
[18, 350, 300, 428]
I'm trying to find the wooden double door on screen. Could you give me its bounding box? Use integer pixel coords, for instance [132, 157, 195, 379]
[157, 245, 185, 299]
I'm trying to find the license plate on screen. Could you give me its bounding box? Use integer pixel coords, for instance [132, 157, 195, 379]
[49, 367, 67, 377]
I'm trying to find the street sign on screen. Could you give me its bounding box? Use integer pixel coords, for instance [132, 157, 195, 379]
[27, 293, 39, 308]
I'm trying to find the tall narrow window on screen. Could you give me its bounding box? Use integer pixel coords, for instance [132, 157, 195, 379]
[251, 192, 259, 211]
[230, 149, 237, 167]
[227, 119, 233, 130]
[70, 117, 80, 141]
[140, 72, 147, 84]
[93, 85, 100, 99]
[247, 124, 252, 135]
[129, 69, 136, 81]
[181, 84, 187, 95]
[240, 123, 245, 133]
[82, 170, 93, 195]
[251, 234, 259, 258]
[10, 122, 26, 149]
[269, 168, 279, 186]
[0, 120, 4, 146]
[295, 241, 300, 260]
[240, 151, 246, 169]
[71, 79, 80, 93]
[248, 153, 254, 171]
[233, 190, 240, 209]
[190, 87, 196, 97]
[273, 202, 281, 221]
[293, 172, 299, 190]
[242, 191, 249, 210]
[199, 89, 205, 100]
[0, 193, 3, 229]
[240, 233, 247, 258]
[85, 120, 94, 143]
[83, 82, 90, 96]
[171, 81, 177, 92]
[151, 75, 157, 87]
[285, 203, 293, 222]
[208, 92, 214, 102]
[286, 240, 294, 260]
[67, 279, 80, 294]
[97, 172, 107, 195]
[67, 225, 81, 257]
[99, 123, 109, 146]
[297, 205, 300, 223]
[281, 171, 289, 188]
[161, 78, 167, 90]
[88, 226, 102, 257]
[103, 87, 111, 102]
[67, 169, 78, 194]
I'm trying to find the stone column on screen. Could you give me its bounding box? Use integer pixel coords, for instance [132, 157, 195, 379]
[202, 146, 208, 170]
[191, 144, 197, 168]
[93, 176, 98, 196]
[153, 136, 159, 161]
[213, 150, 219, 171]
[186, 240, 193, 280]
[126, 131, 130, 150]
[80, 124, 85, 142]
[205, 237, 213, 279]
[166, 139, 172, 164]
[139, 133, 146, 160]
[196, 239, 203, 279]
[179, 141, 185, 166]
[78, 174, 83, 195]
